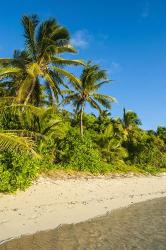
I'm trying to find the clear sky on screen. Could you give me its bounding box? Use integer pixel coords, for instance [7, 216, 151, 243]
[0, 0, 165, 130]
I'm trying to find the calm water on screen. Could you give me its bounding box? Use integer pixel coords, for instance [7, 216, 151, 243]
[1, 197, 166, 250]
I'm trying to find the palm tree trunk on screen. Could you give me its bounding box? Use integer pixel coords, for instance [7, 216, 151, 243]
[80, 107, 83, 137]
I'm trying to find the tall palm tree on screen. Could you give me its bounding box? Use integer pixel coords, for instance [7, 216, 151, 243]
[0, 15, 84, 105]
[63, 62, 115, 136]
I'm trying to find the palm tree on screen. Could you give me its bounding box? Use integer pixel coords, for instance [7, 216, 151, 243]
[122, 108, 142, 131]
[0, 103, 63, 137]
[0, 103, 64, 157]
[63, 62, 115, 136]
[99, 109, 111, 118]
[97, 123, 128, 163]
[0, 15, 84, 105]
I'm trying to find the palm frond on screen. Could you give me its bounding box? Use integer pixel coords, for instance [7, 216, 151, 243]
[61, 89, 75, 95]
[16, 76, 34, 103]
[55, 45, 77, 54]
[44, 72, 62, 102]
[95, 80, 112, 90]
[52, 66, 81, 86]
[4, 129, 45, 140]
[62, 93, 79, 105]
[93, 93, 116, 109]
[36, 19, 70, 59]
[22, 15, 39, 58]
[0, 132, 39, 158]
[0, 67, 20, 76]
[0, 104, 44, 116]
[88, 97, 102, 112]
[42, 119, 60, 135]
[52, 57, 85, 66]
[94, 93, 116, 103]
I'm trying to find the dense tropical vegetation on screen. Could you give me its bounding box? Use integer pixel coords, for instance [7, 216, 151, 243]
[0, 15, 166, 192]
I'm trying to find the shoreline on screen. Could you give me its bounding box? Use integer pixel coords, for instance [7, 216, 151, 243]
[1, 174, 166, 243]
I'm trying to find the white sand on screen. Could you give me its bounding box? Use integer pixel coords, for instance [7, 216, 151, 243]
[1, 174, 166, 243]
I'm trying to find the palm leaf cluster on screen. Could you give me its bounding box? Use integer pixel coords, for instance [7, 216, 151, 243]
[0, 15, 83, 106]
[63, 62, 115, 135]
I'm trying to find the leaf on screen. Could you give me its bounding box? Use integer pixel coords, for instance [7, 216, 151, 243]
[0, 132, 40, 158]
[0, 67, 20, 76]
[52, 66, 81, 86]
[52, 57, 85, 66]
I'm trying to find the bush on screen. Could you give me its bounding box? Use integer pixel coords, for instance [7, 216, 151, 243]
[0, 151, 40, 192]
[56, 130, 103, 173]
[129, 144, 166, 168]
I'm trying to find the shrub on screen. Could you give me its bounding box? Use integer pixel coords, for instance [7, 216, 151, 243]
[56, 130, 103, 173]
[0, 151, 40, 192]
[129, 143, 166, 168]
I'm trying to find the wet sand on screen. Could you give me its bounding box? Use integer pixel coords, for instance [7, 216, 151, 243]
[1, 174, 166, 244]
[1, 197, 166, 249]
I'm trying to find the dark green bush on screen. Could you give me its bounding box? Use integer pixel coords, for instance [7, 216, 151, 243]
[0, 151, 40, 192]
[128, 142, 166, 169]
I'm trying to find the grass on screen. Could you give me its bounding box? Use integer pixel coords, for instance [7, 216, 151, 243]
[40, 162, 166, 179]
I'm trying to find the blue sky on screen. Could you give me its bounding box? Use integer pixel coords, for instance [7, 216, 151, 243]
[0, 0, 166, 130]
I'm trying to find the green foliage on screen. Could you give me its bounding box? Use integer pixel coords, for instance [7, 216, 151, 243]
[157, 126, 166, 143]
[56, 130, 103, 172]
[63, 61, 115, 136]
[0, 151, 40, 192]
[122, 108, 142, 130]
[0, 14, 166, 193]
[125, 128, 166, 169]
[96, 123, 128, 163]
[101, 162, 145, 174]
[0, 15, 83, 106]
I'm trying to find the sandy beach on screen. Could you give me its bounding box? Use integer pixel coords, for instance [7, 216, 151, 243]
[1, 174, 166, 244]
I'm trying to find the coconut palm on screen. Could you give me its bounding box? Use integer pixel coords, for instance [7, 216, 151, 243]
[0, 103, 63, 138]
[97, 123, 128, 163]
[63, 62, 115, 136]
[0, 15, 84, 105]
[0, 103, 63, 157]
[122, 108, 142, 131]
[0, 102, 56, 157]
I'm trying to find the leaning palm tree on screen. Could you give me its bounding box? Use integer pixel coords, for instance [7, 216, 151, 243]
[63, 62, 116, 136]
[0, 15, 84, 105]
